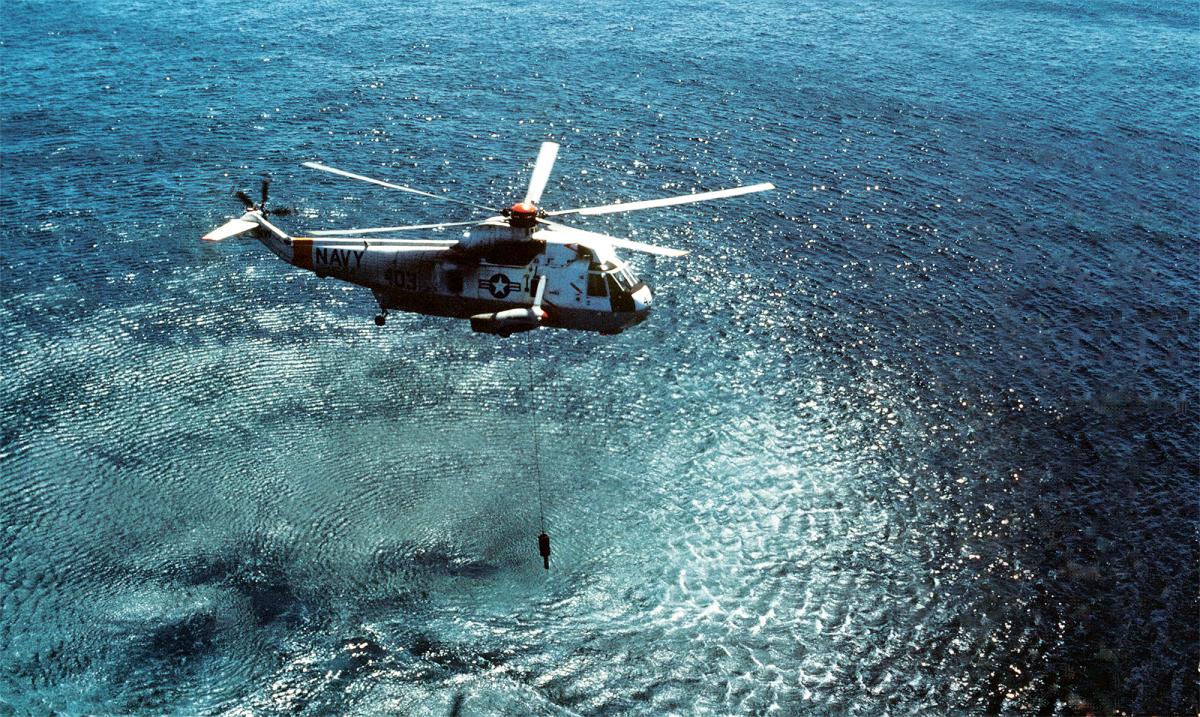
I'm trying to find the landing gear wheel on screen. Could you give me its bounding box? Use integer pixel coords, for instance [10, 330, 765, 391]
[374, 314, 386, 327]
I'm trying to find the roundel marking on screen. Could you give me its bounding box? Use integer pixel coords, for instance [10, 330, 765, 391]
[486, 273, 513, 298]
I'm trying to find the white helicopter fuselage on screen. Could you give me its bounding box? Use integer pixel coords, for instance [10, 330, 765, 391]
[204, 142, 771, 335]
[250, 216, 653, 335]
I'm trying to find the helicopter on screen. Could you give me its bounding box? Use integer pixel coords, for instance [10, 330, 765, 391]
[202, 142, 774, 336]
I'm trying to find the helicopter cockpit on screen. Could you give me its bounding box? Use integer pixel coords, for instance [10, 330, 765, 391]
[585, 260, 649, 315]
[587, 263, 640, 296]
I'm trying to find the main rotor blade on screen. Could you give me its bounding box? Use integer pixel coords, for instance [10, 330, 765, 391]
[538, 221, 689, 257]
[605, 236, 689, 257]
[302, 162, 497, 213]
[547, 182, 775, 217]
[295, 236, 459, 245]
[524, 141, 559, 205]
[308, 220, 482, 236]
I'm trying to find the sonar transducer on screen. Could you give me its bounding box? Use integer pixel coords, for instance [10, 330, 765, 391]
[538, 531, 551, 570]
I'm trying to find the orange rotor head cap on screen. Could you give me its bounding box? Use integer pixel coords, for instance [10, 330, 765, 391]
[509, 201, 539, 228]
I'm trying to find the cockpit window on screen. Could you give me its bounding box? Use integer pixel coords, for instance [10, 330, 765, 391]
[587, 272, 607, 297]
[611, 268, 637, 292]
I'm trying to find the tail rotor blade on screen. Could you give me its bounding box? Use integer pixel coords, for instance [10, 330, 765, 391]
[235, 190, 256, 210]
[260, 177, 271, 207]
[524, 141, 559, 205]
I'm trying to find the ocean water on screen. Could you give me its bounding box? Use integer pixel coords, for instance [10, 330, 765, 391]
[2, 0, 1197, 714]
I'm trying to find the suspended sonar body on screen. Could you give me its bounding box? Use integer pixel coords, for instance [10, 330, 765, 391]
[538, 532, 551, 570]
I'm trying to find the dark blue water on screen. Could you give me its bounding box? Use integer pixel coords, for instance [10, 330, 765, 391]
[2, 0, 1197, 714]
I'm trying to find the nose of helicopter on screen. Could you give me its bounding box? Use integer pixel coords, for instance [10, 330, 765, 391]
[632, 284, 653, 316]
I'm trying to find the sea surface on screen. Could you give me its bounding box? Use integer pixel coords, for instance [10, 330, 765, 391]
[2, 1, 1197, 714]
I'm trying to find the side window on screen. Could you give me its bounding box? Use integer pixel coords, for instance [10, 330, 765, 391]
[587, 273, 607, 297]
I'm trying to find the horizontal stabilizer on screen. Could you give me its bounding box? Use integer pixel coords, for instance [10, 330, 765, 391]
[202, 215, 258, 242]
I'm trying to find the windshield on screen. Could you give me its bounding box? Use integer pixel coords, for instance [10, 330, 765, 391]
[610, 268, 637, 292]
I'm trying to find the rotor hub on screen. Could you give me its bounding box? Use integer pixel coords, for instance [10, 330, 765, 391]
[508, 201, 539, 228]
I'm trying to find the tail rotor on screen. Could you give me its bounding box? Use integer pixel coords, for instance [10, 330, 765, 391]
[233, 176, 293, 216]
[204, 175, 294, 241]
